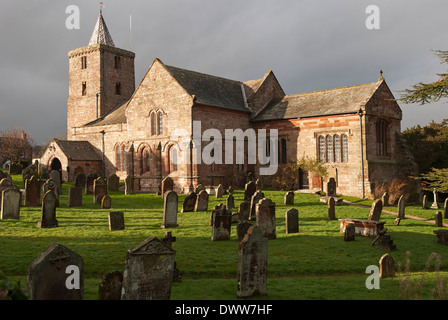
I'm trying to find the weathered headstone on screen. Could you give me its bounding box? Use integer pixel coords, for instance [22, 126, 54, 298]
[434, 229, 448, 245]
[379, 253, 395, 279]
[237, 221, 253, 241]
[107, 173, 120, 192]
[226, 193, 235, 210]
[237, 225, 268, 298]
[49, 170, 62, 195]
[74, 172, 86, 189]
[67, 187, 83, 207]
[344, 223, 355, 241]
[108, 211, 125, 231]
[284, 191, 294, 205]
[125, 174, 134, 195]
[0, 178, 14, 204]
[435, 211, 443, 227]
[422, 195, 428, 209]
[194, 184, 205, 194]
[93, 177, 108, 205]
[285, 208, 299, 234]
[238, 201, 251, 222]
[249, 190, 264, 221]
[98, 270, 123, 300]
[215, 184, 224, 199]
[37, 190, 58, 228]
[328, 196, 336, 220]
[121, 236, 176, 300]
[244, 180, 256, 201]
[26, 243, 84, 300]
[255, 198, 276, 240]
[194, 190, 209, 212]
[161, 190, 178, 228]
[397, 195, 405, 219]
[85, 172, 98, 194]
[161, 176, 174, 198]
[25, 176, 41, 207]
[1, 188, 21, 219]
[181, 191, 197, 213]
[432, 188, 440, 209]
[327, 177, 336, 196]
[210, 204, 232, 241]
[101, 195, 112, 209]
[368, 199, 383, 221]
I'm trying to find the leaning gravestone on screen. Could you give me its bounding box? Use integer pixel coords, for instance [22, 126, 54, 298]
[98, 270, 123, 300]
[422, 195, 428, 210]
[161, 177, 174, 198]
[25, 176, 41, 207]
[109, 211, 125, 231]
[26, 243, 84, 300]
[74, 172, 86, 189]
[93, 177, 108, 205]
[244, 180, 256, 201]
[161, 190, 178, 228]
[285, 208, 299, 234]
[256, 198, 276, 240]
[195, 190, 209, 212]
[85, 172, 98, 194]
[237, 225, 268, 298]
[284, 191, 294, 205]
[397, 195, 406, 219]
[381, 192, 389, 207]
[1, 188, 21, 219]
[249, 190, 265, 221]
[368, 199, 383, 221]
[181, 191, 197, 213]
[37, 190, 58, 228]
[49, 170, 62, 195]
[121, 236, 176, 300]
[379, 253, 395, 279]
[328, 197, 336, 220]
[67, 187, 82, 207]
[210, 204, 232, 241]
[101, 195, 112, 209]
[215, 184, 224, 199]
[107, 173, 120, 192]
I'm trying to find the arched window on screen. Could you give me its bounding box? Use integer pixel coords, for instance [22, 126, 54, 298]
[122, 145, 127, 172]
[376, 119, 388, 156]
[170, 146, 178, 172]
[318, 135, 325, 162]
[341, 134, 348, 162]
[150, 112, 157, 136]
[157, 111, 163, 135]
[142, 148, 150, 173]
[334, 135, 341, 162]
[326, 135, 333, 162]
[116, 145, 121, 171]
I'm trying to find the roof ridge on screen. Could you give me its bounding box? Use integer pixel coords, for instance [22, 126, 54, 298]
[285, 80, 381, 98]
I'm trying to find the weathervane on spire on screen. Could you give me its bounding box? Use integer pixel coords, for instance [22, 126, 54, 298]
[379, 68, 384, 81]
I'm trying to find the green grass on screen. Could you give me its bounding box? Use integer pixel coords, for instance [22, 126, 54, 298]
[2, 170, 448, 300]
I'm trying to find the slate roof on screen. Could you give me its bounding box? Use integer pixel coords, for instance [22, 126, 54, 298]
[86, 101, 128, 127]
[89, 10, 115, 46]
[53, 139, 102, 161]
[251, 80, 383, 122]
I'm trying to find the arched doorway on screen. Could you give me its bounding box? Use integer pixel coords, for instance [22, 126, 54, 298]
[50, 157, 62, 181]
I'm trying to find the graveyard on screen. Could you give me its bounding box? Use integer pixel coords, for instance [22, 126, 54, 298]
[2, 169, 448, 300]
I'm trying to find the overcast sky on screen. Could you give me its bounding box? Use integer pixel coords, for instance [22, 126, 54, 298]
[1, 0, 447, 145]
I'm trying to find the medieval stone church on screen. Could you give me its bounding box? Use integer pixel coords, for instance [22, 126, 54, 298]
[40, 10, 419, 199]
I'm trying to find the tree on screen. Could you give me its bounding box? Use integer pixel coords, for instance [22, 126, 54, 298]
[0, 127, 34, 165]
[400, 50, 448, 105]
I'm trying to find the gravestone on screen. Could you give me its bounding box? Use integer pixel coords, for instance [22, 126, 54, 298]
[161, 177, 174, 198]
[195, 184, 205, 194]
[74, 173, 86, 189]
[98, 270, 123, 300]
[37, 190, 58, 228]
[431, 188, 440, 209]
[381, 192, 389, 207]
[327, 177, 336, 196]
[255, 179, 262, 191]
[0, 178, 14, 204]
[195, 190, 209, 212]
[379, 253, 395, 279]
[226, 193, 235, 210]
[285, 208, 299, 234]
[107, 173, 120, 192]
[67, 187, 83, 207]
[210, 204, 232, 241]
[284, 191, 294, 205]
[215, 184, 224, 199]
[328, 196, 336, 220]
[238, 201, 251, 222]
[181, 191, 197, 213]
[93, 177, 108, 205]
[42, 178, 56, 195]
[249, 190, 265, 221]
[108, 211, 125, 231]
[434, 229, 448, 245]
[121, 236, 176, 300]
[255, 198, 276, 240]
[422, 195, 428, 209]
[344, 223, 355, 241]
[435, 211, 443, 227]
[368, 199, 383, 221]
[8, 162, 22, 175]
[244, 180, 256, 201]
[26, 243, 84, 300]
[85, 172, 98, 194]
[1, 188, 21, 219]
[397, 195, 405, 219]
[125, 175, 134, 195]
[237, 221, 253, 241]
[237, 225, 268, 298]
[444, 198, 448, 219]
[161, 190, 178, 228]
[49, 170, 62, 195]
[25, 176, 41, 207]
[101, 195, 112, 209]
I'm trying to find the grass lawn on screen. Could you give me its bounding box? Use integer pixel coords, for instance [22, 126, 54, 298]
[2, 170, 448, 301]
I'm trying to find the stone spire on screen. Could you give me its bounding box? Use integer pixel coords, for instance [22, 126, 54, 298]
[89, 9, 115, 46]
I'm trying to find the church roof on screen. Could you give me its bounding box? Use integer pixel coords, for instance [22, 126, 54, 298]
[164, 64, 252, 113]
[86, 101, 128, 127]
[251, 80, 383, 122]
[89, 10, 115, 46]
[52, 139, 102, 161]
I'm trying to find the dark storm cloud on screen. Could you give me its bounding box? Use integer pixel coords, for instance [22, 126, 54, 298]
[0, 0, 447, 145]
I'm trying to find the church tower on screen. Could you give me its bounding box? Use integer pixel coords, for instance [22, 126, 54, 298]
[67, 10, 135, 139]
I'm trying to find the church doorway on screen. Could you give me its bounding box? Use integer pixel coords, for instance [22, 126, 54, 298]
[299, 168, 309, 189]
[50, 157, 62, 181]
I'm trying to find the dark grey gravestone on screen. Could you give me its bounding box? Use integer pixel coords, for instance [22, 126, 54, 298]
[285, 208, 299, 234]
[108, 211, 125, 231]
[67, 187, 82, 207]
[37, 190, 58, 228]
